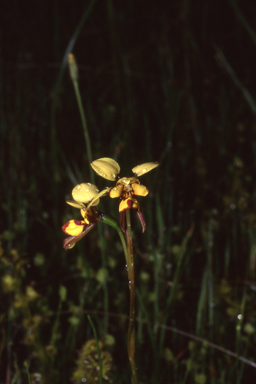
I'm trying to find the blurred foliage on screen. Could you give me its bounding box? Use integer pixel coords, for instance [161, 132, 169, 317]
[1, 0, 256, 382]
[71, 339, 112, 383]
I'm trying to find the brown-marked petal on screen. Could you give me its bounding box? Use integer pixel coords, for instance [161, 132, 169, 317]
[87, 187, 111, 208]
[132, 161, 159, 177]
[109, 184, 123, 198]
[119, 198, 133, 212]
[63, 222, 97, 250]
[132, 183, 149, 196]
[72, 183, 100, 205]
[91, 158, 120, 181]
[66, 200, 85, 209]
[62, 220, 85, 236]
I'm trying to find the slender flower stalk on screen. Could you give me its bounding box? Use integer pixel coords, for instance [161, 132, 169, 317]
[126, 210, 138, 384]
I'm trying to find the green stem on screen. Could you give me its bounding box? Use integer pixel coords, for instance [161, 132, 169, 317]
[87, 315, 103, 384]
[100, 214, 128, 267]
[72, 80, 94, 182]
[126, 210, 138, 384]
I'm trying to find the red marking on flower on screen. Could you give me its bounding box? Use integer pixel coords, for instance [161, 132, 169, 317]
[73, 220, 84, 225]
[61, 222, 69, 233]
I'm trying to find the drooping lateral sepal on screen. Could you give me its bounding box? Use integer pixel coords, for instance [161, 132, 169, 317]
[136, 210, 146, 233]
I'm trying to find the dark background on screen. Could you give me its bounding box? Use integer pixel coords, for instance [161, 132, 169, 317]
[1, 0, 256, 383]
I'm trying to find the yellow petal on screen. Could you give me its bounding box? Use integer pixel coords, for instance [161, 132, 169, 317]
[62, 220, 85, 236]
[87, 187, 111, 208]
[132, 183, 148, 196]
[66, 200, 85, 209]
[132, 161, 159, 177]
[109, 184, 123, 198]
[72, 183, 100, 205]
[91, 158, 120, 181]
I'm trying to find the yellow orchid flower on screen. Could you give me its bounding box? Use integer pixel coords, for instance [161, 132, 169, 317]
[91, 158, 159, 233]
[62, 183, 101, 250]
